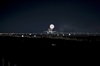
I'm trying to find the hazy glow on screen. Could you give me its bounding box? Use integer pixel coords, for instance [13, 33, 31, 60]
[29, 33, 31, 35]
[34, 35, 36, 37]
[69, 33, 71, 36]
[22, 35, 24, 37]
[52, 44, 56, 46]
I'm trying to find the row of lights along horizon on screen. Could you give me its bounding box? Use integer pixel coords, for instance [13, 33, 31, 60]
[0, 24, 100, 37]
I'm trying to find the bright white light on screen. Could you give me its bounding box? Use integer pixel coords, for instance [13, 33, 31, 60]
[29, 33, 31, 35]
[50, 24, 54, 30]
[34, 35, 36, 37]
[22, 35, 24, 37]
[69, 33, 71, 36]
[63, 34, 64, 36]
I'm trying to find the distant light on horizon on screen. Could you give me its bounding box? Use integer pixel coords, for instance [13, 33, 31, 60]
[69, 33, 71, 36]
[22, 35, 24, 37]
[29, 33, 31, 35]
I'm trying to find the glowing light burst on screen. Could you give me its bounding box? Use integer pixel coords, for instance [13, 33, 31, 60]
[50, 24, 55, 30]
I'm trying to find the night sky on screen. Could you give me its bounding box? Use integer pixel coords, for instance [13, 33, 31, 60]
[0, 0, 100, 33]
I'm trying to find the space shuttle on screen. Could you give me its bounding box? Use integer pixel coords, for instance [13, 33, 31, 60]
[44, 24, 57, 34]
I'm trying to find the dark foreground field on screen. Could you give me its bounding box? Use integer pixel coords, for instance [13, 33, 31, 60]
[0, 36, 100, 66]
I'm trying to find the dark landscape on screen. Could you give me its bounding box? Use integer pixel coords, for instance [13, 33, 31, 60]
[0, 0, 100, 66]
[1, 35, 100, 66]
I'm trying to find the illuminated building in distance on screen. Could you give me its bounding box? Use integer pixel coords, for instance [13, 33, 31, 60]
[44, 24, 57, 34]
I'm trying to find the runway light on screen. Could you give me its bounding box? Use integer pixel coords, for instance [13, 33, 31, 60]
[34, 35, 36, 37]
[29, 33, 31, 35]
[63, 34, 64, 36]
[22, 35, 24, 37]
[69, 33, 71, 36]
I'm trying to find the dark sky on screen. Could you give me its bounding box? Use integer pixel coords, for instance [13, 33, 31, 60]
[0, 0, 100, 33]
